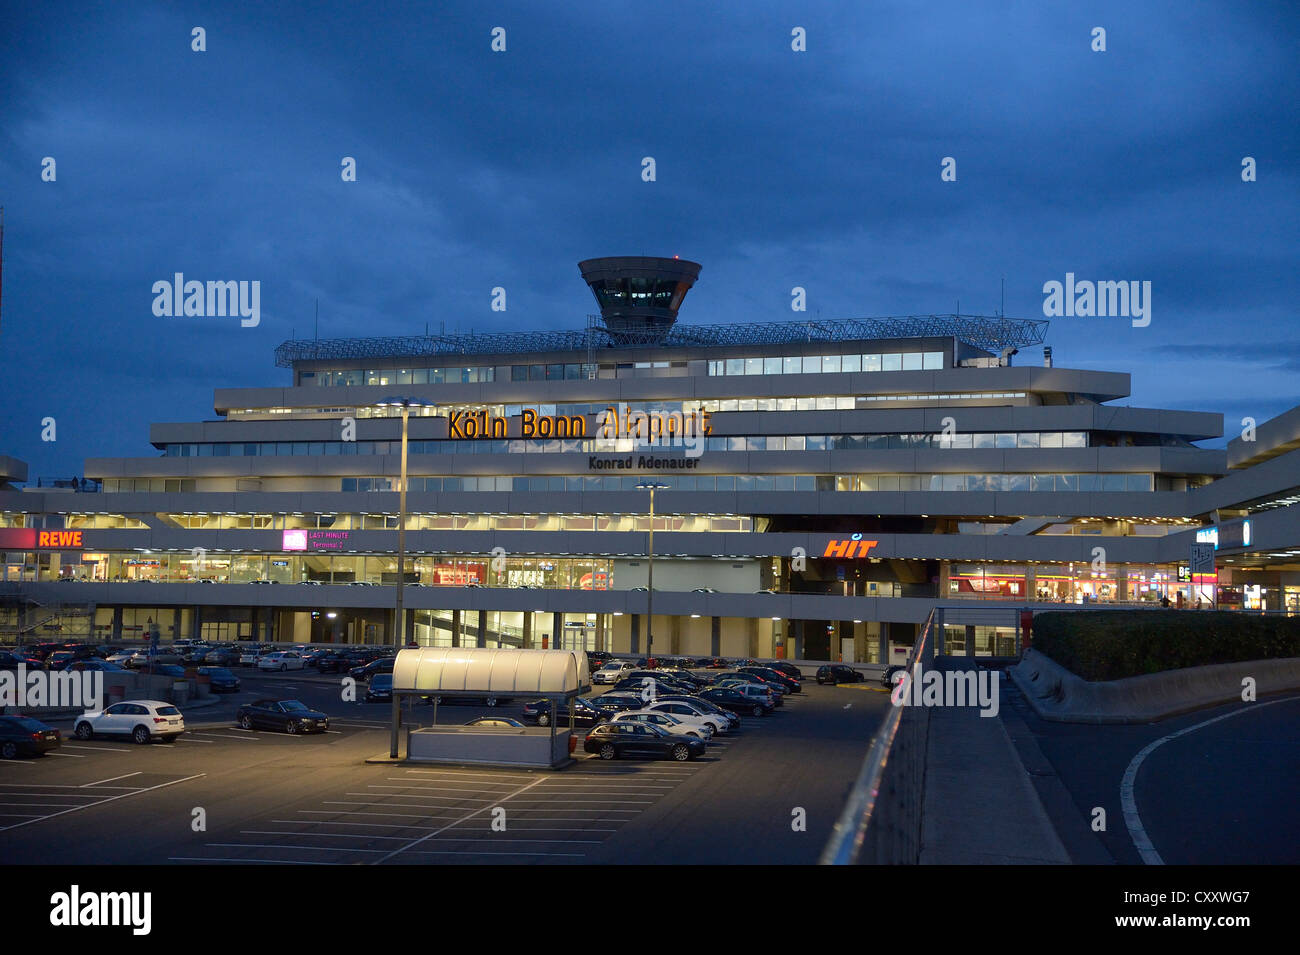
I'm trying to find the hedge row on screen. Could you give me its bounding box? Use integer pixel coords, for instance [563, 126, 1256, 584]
[1029, 610, 1300, 682]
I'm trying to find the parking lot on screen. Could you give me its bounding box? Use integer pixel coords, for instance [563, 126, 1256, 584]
[0, 664, 891, 865]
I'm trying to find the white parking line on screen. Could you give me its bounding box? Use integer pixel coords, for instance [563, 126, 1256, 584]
[375, 775, 548, 863]
[403, 849, 584, 857]
[368, 784, 513, 794]
[241, 829, 412, 841]
[81, 772, 142, 788]
[323, 801, 480, 812]
[46, 752, 86, 758]
[307, 808, 465, 819]
[1, 774, 205, 831]
[190, 733, 258, 741]
[206, 842, 385, 854]
[62, 744, 131, 753]
[345, 792, 496, 802]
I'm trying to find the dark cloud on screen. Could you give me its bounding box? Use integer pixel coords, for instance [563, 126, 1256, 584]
[0, 1, 1296, 477]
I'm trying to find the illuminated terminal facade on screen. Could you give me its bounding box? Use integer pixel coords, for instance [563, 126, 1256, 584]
[3, 257, 1299, 660]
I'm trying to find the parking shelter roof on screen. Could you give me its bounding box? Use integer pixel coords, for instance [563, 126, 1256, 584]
[391, 647, 590, 699]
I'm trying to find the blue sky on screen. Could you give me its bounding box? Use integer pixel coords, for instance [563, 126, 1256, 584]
[1, 0, 1297, 476]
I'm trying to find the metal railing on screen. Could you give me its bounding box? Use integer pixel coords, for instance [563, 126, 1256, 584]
[819, 609, 935, 864]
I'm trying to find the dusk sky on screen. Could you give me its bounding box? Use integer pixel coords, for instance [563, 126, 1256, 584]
[2, 1, 1297, 478]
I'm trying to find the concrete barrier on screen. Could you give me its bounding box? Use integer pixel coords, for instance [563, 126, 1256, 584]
[1009, 649, 1300, 723]
[407, 725, 573, 767]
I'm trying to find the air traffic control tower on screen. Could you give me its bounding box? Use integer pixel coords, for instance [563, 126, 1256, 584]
[579, 255, 702, 343]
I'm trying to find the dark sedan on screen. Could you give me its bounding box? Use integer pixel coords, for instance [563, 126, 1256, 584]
[0, 716, 62, 758]
[202, 648, 241, 667]
[312, 652, 353, 673]
[816, 664, 867, 685]
[364, 673, 393, 702]
[522, 696, 614, 727]
[739, 666, 801, 693]
[197, 666, 241, 692]
[0, 651, 46, 671]
[583, 722, 705, 761]
[236, 699, 330, 734]
[350, 657, 395, 681]
[699, 686, 774, 717]
[586, 692, 643, 712]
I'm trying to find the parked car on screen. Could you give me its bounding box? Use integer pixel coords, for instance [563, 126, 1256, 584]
[313, 651, 353, 674]
[197, 666, 241, 692]
[716, 676, 784, 705]
[0, 650, 45, 671]
[203, 648, 240, 667]
[66, 659, 128, 673]
[236, 699, 330, 734]
[258, 651, 305, 672]
[350, 657, 395, 681]
[740, 666, 801, 693]
[104, 651, 136, 666]
[0, 716, 61, 758]
[699, 686, 773, 717]
[464, 716, 526, 728]
[642, 698, 733, 734]
[583, 722, 705, 761]
[75, 700, 185, 744]
[816, 664, 867, 685]
[364, 673, 393, 702]
[587, 692, 643, 712]
[768, 661, 804, 681]
[592, 661, 635, 684]
[882, 665, 909, 688]
[611, 709, 713, 739]
[521, 696, 613, 727]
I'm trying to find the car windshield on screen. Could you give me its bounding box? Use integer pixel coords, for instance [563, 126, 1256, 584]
[205, 668, 232, 677]
[373, 675, 392, 685]
[281, 701, 309, 712]
[155, 706, 181, 716]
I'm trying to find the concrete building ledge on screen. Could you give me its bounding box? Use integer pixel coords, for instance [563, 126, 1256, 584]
[1009, 649, 1300, 723]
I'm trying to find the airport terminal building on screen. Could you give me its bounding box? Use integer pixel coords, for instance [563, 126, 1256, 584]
[3, 257, 1299, 661]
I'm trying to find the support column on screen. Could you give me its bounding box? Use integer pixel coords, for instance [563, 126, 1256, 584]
[172, 607, 182, 643]
[523, 612, 533, 650]
[710, 616, 721, 658]
[451, 609, 461, 648]
[112, 606, 123, 642]
[476, 611, 487, 649]
[792, 620, 804, 660]
[965, 624, 976, 657]
[630, 614, 640, 654]
[595, 614, 606, 653]
[551, 612, 563, 650]
[877, 620, 889, 665]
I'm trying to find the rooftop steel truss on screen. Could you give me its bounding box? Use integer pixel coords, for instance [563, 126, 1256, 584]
[274, 314, 1049, 367]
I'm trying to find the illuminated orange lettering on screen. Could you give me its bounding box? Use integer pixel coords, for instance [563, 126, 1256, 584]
[38, 531, 51, 547]
[823, 538, 879, 558]
[823, 539, 850, 558]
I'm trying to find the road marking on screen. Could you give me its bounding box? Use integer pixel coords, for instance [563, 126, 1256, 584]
[46, 752, 86, 758]
[1121, 696, 1298, 865]
[345, 792, 496, 802]
[375, 775, 549, 863]
[1, 773, 205, 831]
[81, 772, 141, 788]
[62, 744, 131, 752]
[207, 842, 385, 853]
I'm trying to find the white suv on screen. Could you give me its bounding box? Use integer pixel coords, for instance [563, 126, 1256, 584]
[75, 700, 185, 745]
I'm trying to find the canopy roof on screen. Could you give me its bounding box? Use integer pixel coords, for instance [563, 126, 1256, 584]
[391, 647, 590, 698]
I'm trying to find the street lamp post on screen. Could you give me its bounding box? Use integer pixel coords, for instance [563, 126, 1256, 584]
[636, 482, 670, 660]
[377, 397, 425, 759]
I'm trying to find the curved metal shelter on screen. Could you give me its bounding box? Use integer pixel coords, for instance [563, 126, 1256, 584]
[391, 646, 590, 699]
